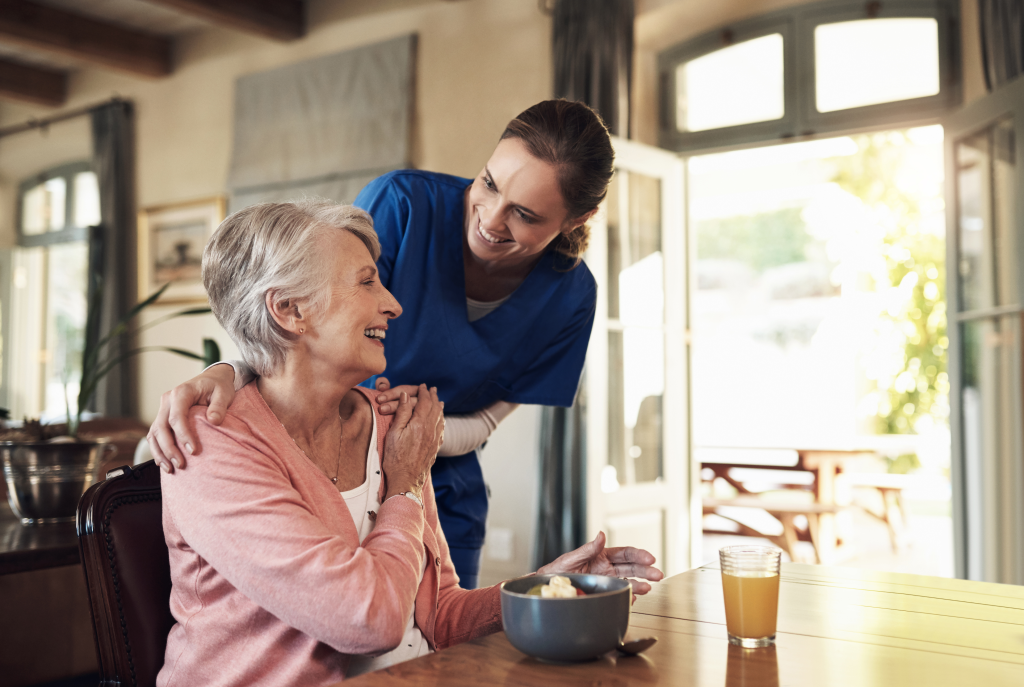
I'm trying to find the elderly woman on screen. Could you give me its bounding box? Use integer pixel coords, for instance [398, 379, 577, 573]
[157, 199, 661, 686]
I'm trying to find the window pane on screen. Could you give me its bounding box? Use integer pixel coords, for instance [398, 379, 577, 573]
[43, 242, 89, 419]
[815, 19, 940, 113]
[73, 171, 101, 228]
[607, 172, 622, 319]
[960, 314, 1023, 576]
[608, 327, 665, 486]
[956, 117, 1016, 312]
[21, 184, 48, 236]
[676, 33, 785, 133]
[992, 120, 1017, 307]
[20, 179, 66, 235]
[44, 177, 67, 232]
[606, 171, 665, 487]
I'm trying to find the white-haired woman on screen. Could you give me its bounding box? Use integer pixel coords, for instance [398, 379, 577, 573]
[157, 199, 661, 686]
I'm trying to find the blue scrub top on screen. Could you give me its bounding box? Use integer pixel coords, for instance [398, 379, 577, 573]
[354, 170, 597, 548]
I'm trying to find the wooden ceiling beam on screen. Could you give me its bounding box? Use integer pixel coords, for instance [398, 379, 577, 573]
[0, 0, 172, 77]
[0, 57, 66, 107]
[145, 0, 305, 41]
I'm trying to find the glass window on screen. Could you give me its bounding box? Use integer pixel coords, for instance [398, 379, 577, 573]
[675, 33, 785, 133]
[960, 313, 1023, 574]
[73, 171, 101, 228]
[8, 163, 95, 420]
[956, 117, 1016, 312]
[815, 19, 940, 113]
[607, 171, 665, 487]
[21, 177, 67, 235]
[659, 1, 958, 152]
[43, 242, 89, 418]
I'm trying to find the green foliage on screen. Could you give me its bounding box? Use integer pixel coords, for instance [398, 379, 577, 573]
[832, 133, 948, 436]
[696, 207, 810, 272]
[887, 453, 923, 474]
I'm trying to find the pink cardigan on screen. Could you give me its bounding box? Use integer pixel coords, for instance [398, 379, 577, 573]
[157, 384, 502, 687]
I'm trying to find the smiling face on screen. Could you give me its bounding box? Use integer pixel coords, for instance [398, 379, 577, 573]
[464, 138, 575, 268]
[298, 230, 401, 379]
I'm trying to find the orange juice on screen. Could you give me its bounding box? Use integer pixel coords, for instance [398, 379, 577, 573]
[721, 571, 780, 639]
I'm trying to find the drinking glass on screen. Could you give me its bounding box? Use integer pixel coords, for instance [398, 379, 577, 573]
[719, 545, 782, 647]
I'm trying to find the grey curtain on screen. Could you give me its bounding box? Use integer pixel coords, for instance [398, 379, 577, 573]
[535, 0, 634, 568]
[980, 0, 1024, 91]
[536, 381, 589, 567]
[552, 0, 634, 136]
[89, 99, 136, 417]
[227, 35, 416, 211]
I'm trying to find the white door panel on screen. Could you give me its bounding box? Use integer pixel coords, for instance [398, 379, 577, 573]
[586, 137, 693, 576]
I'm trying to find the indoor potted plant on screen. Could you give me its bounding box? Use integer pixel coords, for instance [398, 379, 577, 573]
[0, 282, 218, 524]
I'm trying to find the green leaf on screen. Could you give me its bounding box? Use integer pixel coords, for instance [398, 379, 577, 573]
[160, 347, 206, 361]
[128, 304, 212, 339]
[93, 283, 172, 354]
[78, 345, 204, 413]
[202, 338, 221, 368]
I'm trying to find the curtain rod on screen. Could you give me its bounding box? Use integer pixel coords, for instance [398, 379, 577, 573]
[0, 97, 126, 140]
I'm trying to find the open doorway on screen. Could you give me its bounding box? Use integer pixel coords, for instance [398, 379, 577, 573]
[691, 128, 953, 576]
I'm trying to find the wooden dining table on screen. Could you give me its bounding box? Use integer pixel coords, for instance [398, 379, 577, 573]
[342, 561, 1024, 686]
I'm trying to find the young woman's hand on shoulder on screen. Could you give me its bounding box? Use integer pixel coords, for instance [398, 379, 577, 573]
[148, 363, 238, 472]
[374, 376, 426, 415]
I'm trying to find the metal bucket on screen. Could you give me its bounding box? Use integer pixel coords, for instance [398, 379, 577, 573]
[1, 441, 116, 525]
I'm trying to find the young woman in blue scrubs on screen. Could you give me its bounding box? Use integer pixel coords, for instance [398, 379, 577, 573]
[147, 100, 613, 589]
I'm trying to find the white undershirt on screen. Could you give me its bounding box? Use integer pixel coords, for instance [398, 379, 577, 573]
[466, 294, 510, 322]
[343, 419, 433, 677]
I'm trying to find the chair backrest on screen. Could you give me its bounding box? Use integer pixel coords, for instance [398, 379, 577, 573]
[77, 460, 173, 687]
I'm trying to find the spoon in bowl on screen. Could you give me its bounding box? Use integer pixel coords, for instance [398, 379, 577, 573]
[618, 636, 658, 655]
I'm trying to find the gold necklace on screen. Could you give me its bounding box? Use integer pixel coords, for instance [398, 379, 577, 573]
[330, 416, 344, 484]
[293, 416, 344, 485]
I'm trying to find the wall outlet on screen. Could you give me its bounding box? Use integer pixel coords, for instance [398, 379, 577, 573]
[486, 528, 514, 561]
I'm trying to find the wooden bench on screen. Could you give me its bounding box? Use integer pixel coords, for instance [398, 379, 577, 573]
[702, 497, 842, 564]
[841, 473, 913, 551]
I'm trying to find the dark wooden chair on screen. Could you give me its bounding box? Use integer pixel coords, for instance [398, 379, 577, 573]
[76, 460, 173, 687]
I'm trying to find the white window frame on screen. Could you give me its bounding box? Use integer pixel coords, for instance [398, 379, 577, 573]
[1, 161, 97, 417]
[658, 0, 961, 153]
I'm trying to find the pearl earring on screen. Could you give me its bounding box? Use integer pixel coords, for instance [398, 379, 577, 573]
[299, 328, 305, 334]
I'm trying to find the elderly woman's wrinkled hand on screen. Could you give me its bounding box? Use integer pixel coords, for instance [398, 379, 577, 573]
[536, 531, 664, 596]
[382, 384, 445, 500]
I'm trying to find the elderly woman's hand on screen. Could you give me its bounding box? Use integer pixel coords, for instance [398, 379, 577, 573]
[382, 384, 445, 500]
[537, 531, 664, 596]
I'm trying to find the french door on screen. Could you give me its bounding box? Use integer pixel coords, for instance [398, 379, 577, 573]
[945, 75, 1024, 584]
[586, 137, 694, 576]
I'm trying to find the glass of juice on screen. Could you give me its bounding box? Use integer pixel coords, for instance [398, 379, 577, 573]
[719, 545, 782, 648]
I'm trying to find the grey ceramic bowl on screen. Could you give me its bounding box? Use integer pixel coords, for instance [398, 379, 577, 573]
[500, 573, 631, 662]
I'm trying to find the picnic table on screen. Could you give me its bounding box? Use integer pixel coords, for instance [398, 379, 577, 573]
[700, 447, 878, 563]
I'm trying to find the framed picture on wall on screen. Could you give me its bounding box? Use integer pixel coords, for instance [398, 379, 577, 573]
[138, 196, 226, 304]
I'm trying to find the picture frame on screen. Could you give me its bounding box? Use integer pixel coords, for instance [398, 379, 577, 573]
[137, 196, 226, 304]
